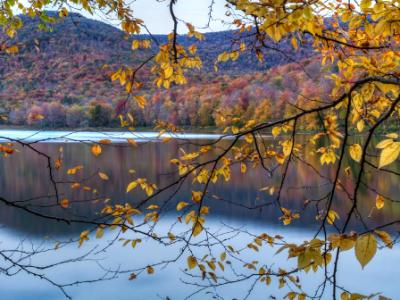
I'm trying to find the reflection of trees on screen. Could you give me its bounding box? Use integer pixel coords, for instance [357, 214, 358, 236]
[1, 137, 399, 235]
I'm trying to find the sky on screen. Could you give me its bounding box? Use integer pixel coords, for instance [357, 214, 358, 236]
[77, 0, 235, 34]
[14, 0, 236, 34]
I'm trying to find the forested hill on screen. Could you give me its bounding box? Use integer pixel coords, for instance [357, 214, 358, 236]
[0, 12, 319, 128]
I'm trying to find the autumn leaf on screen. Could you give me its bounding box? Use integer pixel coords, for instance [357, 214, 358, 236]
[164, 66, 173, 78]
[349, 144, 362, 162]
[99, 139, 111, 145]
[356, 120, 365, 132]
[67, 165, 83, 175]
[187, 256, 197, 269]
[200, 206, 209, 215]
[146, 204, 159, 210]
[355, 234, 377, 268]
[71, 182, 81, 189]
[192, 222, 203, 236]
[5, 45, 18, 54]
[378, 141, 400, 168]
[176, 201, 188, 211]
[240, 162, 247, 173]
[60, 198, 69, 208]
[134, 95, 147, 109]
[164, 231, 174, 241]
[386, 133, 398, 139]
[217, 52, 230, 62]
[95, 228, 104, 239]
[91, 144, 102, 156]
[376, 139, 394, 149]
[127, 138, 138, 147]
[191, 191, 203, 203]
[126, 181, 138, 193]
[374, 230, 393, 248]
[59, 8, 68, 17]
[327, 210, 339, 225]
[272, 126, 281, 138]
[78, 230, 90, 247]
[375, 195, 384, 209]
[146, 266, 154, 274]
[131, 40, 140, 50]
[54, 158, 62, 170]
[98, 172, 109, 180]
[192, 217, 204, 237]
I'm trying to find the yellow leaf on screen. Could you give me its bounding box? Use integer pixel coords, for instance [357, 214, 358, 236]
[60, 198, 69, 208]
[127, 138, 138, 147]
[164, 66, 173, 78]
[187, 256, 197, 269]
[217, 52, 230, 62]
[126, 181, 138, 193]
[67, 165, 83, 175]
[99, 139, 111, 145]
[146, 266, 154, 274]
[341, 292, 349, 300]
[244, 134, 253, 144]
[356, 120, 365, 132]
[147, 204, 159, 210]
[5, 45, 18, 54]
[376, 139, 393, 149]
[349, 144, 362, 162]
[272, 126, 281, 138]
[145, 184, 154, 196]
[344, 166, 351, 176]
[134, 95, 147, 109]
[291, 37, 298, 49]
[355, 234, 377, 268]
[200, 206, 209, 215]
[132, 40, 140, 50]
[386, 133, 398, 139]
[71, 182, 81, 189]
[191, 191, 203, 203]
[79, 230, 90, 247]
[375, 195, 384, 209]
[220, 252, 226, 261]
[59, 8, 68, 17]
[98, 172, 109, 181]
[374, 230, 393, 248]
[240, 162, 247, 173]
[327, 210, 339, 225]
[177, 201, 189, 211]
[378, 142, 400, 168]
[192, 218, 204, 237]
[91, 144, 102, 156]
[168, 232, 175, 241]
[55, 158, 62, 170]
[142, 40, 151, 48]
[95, 228, 104, 238]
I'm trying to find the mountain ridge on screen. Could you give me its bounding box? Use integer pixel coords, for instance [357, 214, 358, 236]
[0, 12, 320, 128]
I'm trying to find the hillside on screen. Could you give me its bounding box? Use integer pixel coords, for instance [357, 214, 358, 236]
[0, 12, 317, 128]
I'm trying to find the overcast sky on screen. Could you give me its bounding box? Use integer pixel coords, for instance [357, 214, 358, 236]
[80, 0, 234, 34]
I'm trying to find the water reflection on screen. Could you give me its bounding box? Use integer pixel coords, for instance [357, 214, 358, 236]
[0, 136, 399, 236]
[0, 134, 399, 299]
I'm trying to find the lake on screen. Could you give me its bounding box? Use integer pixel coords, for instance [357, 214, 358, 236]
[0, 130, 398, 300]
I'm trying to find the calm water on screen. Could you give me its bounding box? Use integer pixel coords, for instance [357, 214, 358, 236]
[0, 131, 399, 299]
